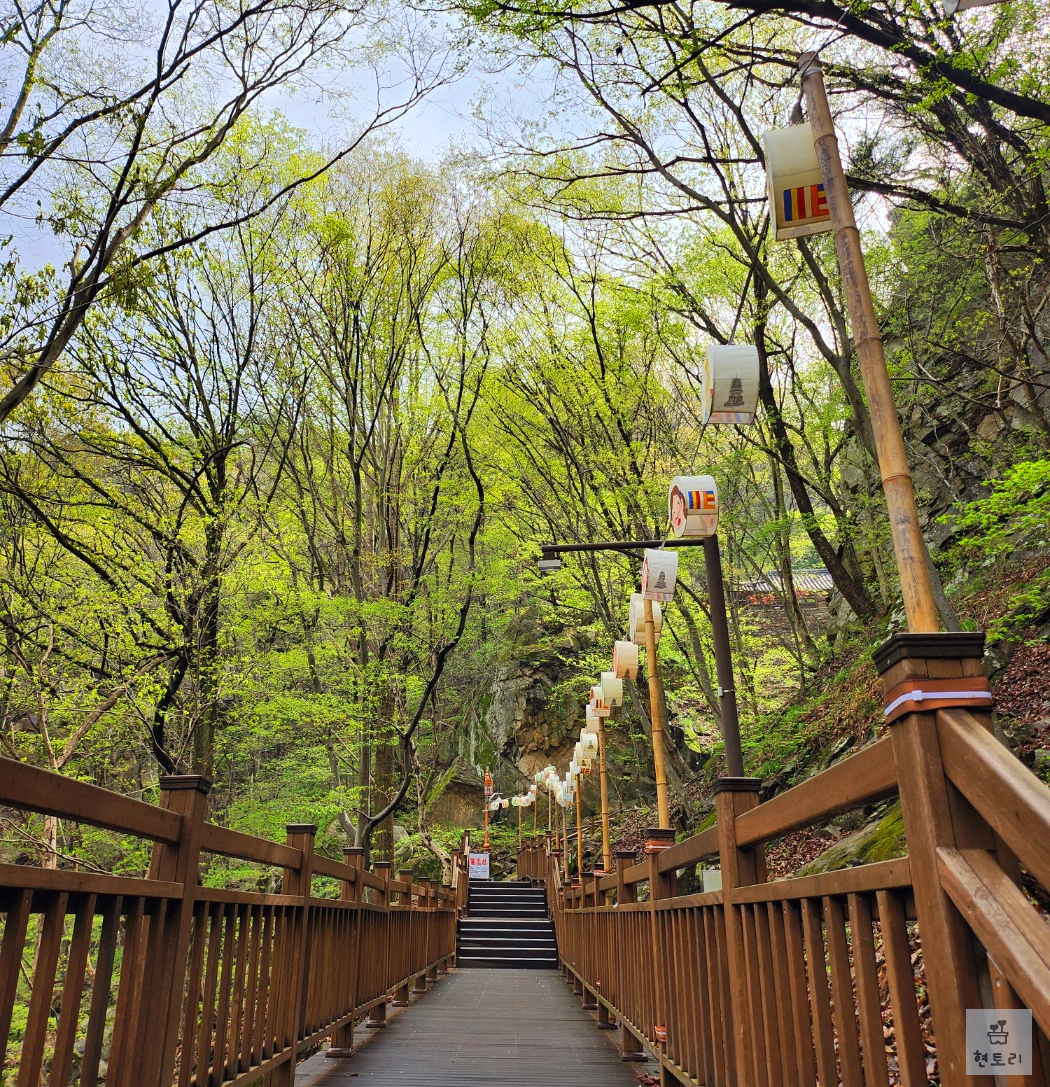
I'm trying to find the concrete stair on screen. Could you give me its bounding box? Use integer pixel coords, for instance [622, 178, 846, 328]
[457, 881, 557, 969]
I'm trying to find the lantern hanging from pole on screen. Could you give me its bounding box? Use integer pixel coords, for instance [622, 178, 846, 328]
[582, 720, 598, 737]
[762, 122, 832, 241]
[703, 344, 760, 425]
[580, 732, 599, 760]
[590, 686, 610, 716]
[585, 705, 600, 729]
[613, 640, 639, 680]
[668, 475, 719, 539]
[641, 549, 678, 602]
[629, 593, 662, 646]
[600, 671, 624, 707]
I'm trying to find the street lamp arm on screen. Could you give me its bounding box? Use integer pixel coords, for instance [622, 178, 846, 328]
[540, 537, 708, 557]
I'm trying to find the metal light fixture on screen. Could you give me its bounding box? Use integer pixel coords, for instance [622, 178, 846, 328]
[537, 555, 563, 574]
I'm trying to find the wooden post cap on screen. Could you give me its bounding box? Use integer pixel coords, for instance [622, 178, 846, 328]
[285, 823, 317, 835]
[614, 849, 636, 861]
[712, 777, 762, 794]
[158, 775, 212, 793]
[343, 846, 364, 856]
[373, 861, 392, 869]
[643, 827, 675, 854]
[872, 632, 986, 675]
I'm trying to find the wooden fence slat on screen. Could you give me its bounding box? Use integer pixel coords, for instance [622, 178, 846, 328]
[876, 889, 926, 1087]
[782, 899, 816, 1087]
[767, 900, 800, 1087]
[823, 895, 863, 1087]
[79, 896, 121, 1087]
[17, 890, 69, 1087]
[848, 894, 890, 1087]
[48, 893, 96, 1087]
[802, 899, 837, 1087]
[0, 889, 31, 1070]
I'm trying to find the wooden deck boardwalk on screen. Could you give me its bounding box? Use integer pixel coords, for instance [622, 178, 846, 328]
[295, 968, 649, 1087]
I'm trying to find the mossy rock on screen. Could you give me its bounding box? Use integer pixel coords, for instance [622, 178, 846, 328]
[797, 802, 906, 876]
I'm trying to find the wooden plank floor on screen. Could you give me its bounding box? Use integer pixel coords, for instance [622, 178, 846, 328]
[296, 968, 648, 1086]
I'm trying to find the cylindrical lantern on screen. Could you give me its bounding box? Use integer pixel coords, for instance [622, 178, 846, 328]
[582, 720, 599, 736]
[585, 704, 599, 727]
[641, 549, 678, 602]
[574, 740, 584, 764]
[600, 671, 624, 707]
[581, 732, 599, 760]
[501, 798, 509, 809]
[613, 640, 639, 680]
[629, 593, 662, 646]
[668, 475, 719, 538]
[762, 123, 832, 242]
[590, 685, 610, 716]
[569, 758, 579, 777]
[703, 344, 759, 425]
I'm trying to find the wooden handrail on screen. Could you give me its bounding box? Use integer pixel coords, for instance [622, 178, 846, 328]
[938, 706, 1050, 887]
[656, 825, 720, 873]
[937, 846, 1050, 1035]
[201, 822, 302, 868]
[312, 854, 360, 883]
[0, 756, 182, 843]
[733, 737, 897, 848]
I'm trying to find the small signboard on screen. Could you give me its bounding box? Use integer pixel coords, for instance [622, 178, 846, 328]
[468, 853, 490, 880]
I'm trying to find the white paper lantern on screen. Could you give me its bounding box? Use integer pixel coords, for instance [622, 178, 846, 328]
[613, 640, 639, 680]
[629, 593, 662, 647]
[582, 720, 599, 736]
[703, 344, 759, 425]
[600, 671, 624, 708]
[762, 123, 832, 242]
[590, 685, 610, 716]
[574, 740, 584, 763]
[641, 549, 679, 602]
[501, 799, 509, 809]
[580, 733, 599, 760]
[569, 757, 580, 777]
[668, 476, 719, 539]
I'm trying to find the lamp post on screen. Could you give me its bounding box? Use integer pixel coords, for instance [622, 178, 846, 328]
[539, 528, 746, 795]
[483, 769, 493, 850]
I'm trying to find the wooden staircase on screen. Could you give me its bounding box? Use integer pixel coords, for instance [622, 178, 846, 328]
[457, 880, 558, 968]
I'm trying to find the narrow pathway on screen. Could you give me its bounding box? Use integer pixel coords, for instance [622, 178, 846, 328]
[296, 967, 647, 1086]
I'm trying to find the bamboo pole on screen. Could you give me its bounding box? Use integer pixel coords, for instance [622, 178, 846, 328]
[517, 801, 522, 850]
[597, 716, 613, 873]
[800, 52, 939, 634]
[574, 770, 584, 877]
[643, 597, 672, 828]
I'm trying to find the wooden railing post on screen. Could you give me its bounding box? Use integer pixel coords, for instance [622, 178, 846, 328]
[645, 828, 676, 1080]
[144, 775, 211, 1087]
[614, 849, 636, 905]
[328, 847, 364, 1056]
[715, 777, 764, 1087]
[273, 823, 316, 1087]
[875, 632, 996, 1087]
[370, 860, 403, 1018]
